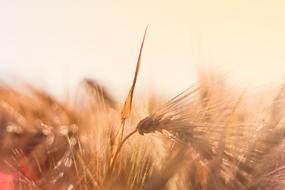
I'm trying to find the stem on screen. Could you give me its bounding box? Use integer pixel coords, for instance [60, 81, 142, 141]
[76, 153, 100, 188]
[114, 121, 124, 141]
[119, 119, 126, 142]
[109, 129, 137, 173]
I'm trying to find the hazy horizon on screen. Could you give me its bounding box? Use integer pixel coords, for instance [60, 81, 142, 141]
[1, 0, 285, 100]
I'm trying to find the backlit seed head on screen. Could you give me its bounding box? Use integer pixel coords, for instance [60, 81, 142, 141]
[136, 116, 160, 135]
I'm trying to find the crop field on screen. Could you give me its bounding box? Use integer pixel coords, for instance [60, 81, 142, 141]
[0, 35, 284, 190]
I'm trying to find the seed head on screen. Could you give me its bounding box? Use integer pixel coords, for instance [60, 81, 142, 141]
[137, 116, 160, 135]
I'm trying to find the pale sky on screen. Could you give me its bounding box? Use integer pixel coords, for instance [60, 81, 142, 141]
[0, 0, 285, 100]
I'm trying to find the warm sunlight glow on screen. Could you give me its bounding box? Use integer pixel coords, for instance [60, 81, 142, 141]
[1, 0, 285, 98]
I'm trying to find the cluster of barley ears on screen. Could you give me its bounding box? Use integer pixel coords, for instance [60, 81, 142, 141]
[0, 32, 285, 190]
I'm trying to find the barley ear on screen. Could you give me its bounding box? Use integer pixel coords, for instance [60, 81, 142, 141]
[120, 27, 147, 134]
[109, 28, 147, 175]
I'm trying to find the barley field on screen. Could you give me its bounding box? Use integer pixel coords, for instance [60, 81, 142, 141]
[0, 34, 285, 190]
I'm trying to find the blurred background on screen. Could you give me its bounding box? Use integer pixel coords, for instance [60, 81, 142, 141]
[0, 0, 285, 100]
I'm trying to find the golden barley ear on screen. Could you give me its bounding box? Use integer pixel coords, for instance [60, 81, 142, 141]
[120, 27, 148, 123]
[82, 78, 116, 109]
[109, 28, 148, 175]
